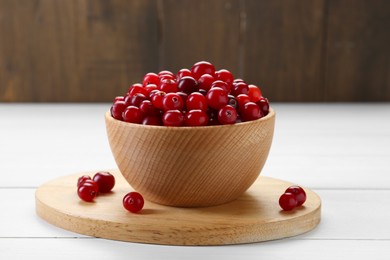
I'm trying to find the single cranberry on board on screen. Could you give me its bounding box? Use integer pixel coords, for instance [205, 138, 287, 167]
[123, 192, 144, 213]
[93, 172, 115, 193]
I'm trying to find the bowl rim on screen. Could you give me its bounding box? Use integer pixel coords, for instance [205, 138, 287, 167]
[105, 107, 275, 131]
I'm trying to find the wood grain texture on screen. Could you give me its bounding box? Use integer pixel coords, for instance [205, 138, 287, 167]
[0, 0, 158, 102]
[35, 170, 321, 245]
[325, 0, 390, 101]
[157, 0, 242, 75]
[105, 109, 275, 207]
[242, 0, 326, 102]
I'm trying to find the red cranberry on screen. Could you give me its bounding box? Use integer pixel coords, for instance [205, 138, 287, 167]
[123, 106, 144, 124]
[215, 69, 234, 86]
[125, 93, 147, 107]
[218, 105, 237, 125]
[256, 97, 270, 116]
[198, 74, 215, 91]
[285, 186, 307, 206]
[144, 84, 158, 95]
[191, 61, 216, 80]
[184, 110, 209, 126]
[162, 110, 184, 126]
[186, 92, 208, 111]
[111, 101, 127, 120]
[236, 94, 251, 112]
[206, 87, 229, 110]
[231, 82, 249, 96]
[93, 172, 115, 193]
[142, 116, 162, 126]
[114, 96, 125, 102]
[143, 72, 159, 86]
[151, 90, 166, 110]
[139, 100, 159, 116]
[211, 80, 230, 92]
[162, 93, 184, 111]
[128, 84, 148, 97]
[77, 175, 91, 188]
[248, 84, 262, 102]
[177, 76, 198, 94]
[158, 70, 175, 77]
[159, 78, 178, 93]
[177, 68, 193, 79]
[240, 102, 263, 122]
[78, 180, 99, 202]
[123, 192, 144, 213]
[279, 192, 298, 211]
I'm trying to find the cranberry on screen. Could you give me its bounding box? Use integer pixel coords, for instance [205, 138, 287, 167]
[231, 82, 249, 96]
[142, 116, 162, 126]
[114, 96, 125, 102]
[240, 102, 263, 122]
[78, 180, 99, 202]
[207, 109, 219, 125]
[211, 80, 230, 92]
[227, 95, 238, 109]
[185, 110, 209, 126]
[128, 84, 148, 97]
[177, 92, 188, 107]
[123, 106, 144, 124]
[191, 61, 216, 80]
[139, 100, 159, 116]
[144, 84, 158, 95]
[93, 171, 115, 193]
[158, 70, 175, 77]
[279, 192, 298, 211]
[186, 92, 208, 111]
[206, 87, 229, 110]
[177, 76, 198, 94]
[218, 105, 237, 125]
[248, 84, 262, 102]
[177, 68, 193, 79]
[123, 192, 144, 213]
[233, 78, 245, 84]
[125, 93, 147, 107]
[111, 101, 127, 120]
[236, 94, 251, 112]
[143, 72, 159, 86]
[215, 69, 234, 86]
[162, 93, 184, 111]
[159, 78, 178, 93]
[198, 74, 215, 91]
[256, 97, 270, 116]
[77, 175, 91, 187]
[162, 110, 184, 126]
[285, 186, 307, 206]
[151, 90, 166, 110]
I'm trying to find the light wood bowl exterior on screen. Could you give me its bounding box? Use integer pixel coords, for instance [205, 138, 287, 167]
[105, 108, 275, 207]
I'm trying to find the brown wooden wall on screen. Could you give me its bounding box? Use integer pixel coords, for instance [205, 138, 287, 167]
[0, 0, 389, 102]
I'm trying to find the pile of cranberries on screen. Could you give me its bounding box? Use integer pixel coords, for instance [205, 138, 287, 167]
[110, 61, 270, 126]
[77, 172, 144, 213]
[279, 186, 307, 211]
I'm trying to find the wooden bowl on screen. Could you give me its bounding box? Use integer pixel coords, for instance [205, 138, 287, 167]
[105, 108, 275, 207]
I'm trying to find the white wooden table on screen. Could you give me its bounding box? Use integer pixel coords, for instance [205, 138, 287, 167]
[1, 103, 389, 259]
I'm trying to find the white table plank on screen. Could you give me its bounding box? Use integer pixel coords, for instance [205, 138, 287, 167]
[0, 238, 389, 260]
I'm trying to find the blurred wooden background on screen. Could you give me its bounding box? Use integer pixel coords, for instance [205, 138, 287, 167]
[0, 0, 389, 102]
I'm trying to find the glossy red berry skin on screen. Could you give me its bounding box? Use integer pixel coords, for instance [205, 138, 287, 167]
[177, 76, 198, 94]
[198, 74, 215, 91]
[159, 78, 178, 93]
[142, 116, 162, 126]
[206, 87, 229, 110]
[78, 180, 99, 202]
[218, 105, 238, 125]
[191, 61, 216, 80]
[240, 102, 263, 122]
[162, 110, 184, 126]
[93, 172, 115, 193]
[114, 96, 125, 103]
[144, 84, 158, 95]
[231, 82, 249, 96]
[139, 100, 158, 116]
[143, 72, 159, 86]
[125, 93, 147, 107]
[151, 90, 166, 110]
[186, 92, 208, 111]
[211, 80, 230, 93]
[215, 69, 234, 87]
[111, 101, 127, 120]
[177, 68, 193, 79]
[227, 95, 238, 109]
[128, 84, 148, 97]
[248, 85, 262, 102]
[256, 97, 270, 116]
[162, 93, 184, 111]
[123, 106, 144, 124]
[158, 70, 175, 77]
[285, 186, 307, 206]
[123, 192, 144, 213]
[77, 175, 91, 187]
[236, 94, 251, 112]
[185, 110, 209, 126]
[279, 192, 298, 211]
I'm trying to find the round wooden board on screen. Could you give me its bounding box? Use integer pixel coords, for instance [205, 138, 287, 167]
[35, 170, 321, 246]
